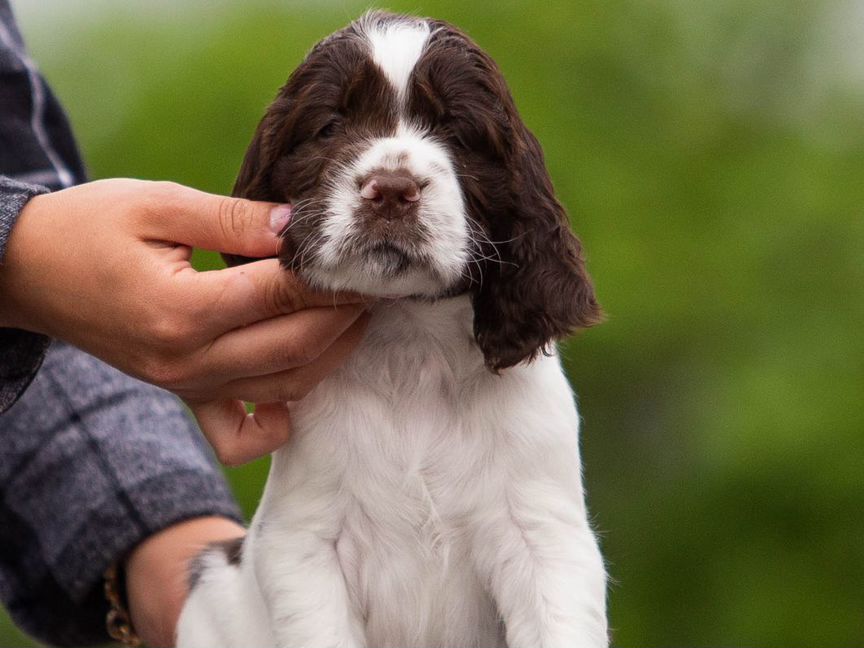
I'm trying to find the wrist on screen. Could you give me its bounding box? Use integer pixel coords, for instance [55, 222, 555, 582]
[123, 516, 245, 647]
[0, 192, 53, 332]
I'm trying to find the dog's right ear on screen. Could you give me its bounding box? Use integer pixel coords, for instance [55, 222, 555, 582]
[221, 103, 290, 267]
[232, 93, 298, 203]
[232, 118, 271, 202]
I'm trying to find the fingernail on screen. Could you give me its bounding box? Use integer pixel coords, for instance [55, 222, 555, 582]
[270, 204, 292, 234]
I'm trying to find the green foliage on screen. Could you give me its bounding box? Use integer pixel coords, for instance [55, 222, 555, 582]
[3, 1, 862, 645]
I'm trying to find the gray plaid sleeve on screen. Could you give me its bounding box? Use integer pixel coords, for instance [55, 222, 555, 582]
[0, 176, 52, 414]
[0, 341, 243, 646]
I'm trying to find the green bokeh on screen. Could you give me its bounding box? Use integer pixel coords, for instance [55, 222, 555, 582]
[3, 1, 863, 645]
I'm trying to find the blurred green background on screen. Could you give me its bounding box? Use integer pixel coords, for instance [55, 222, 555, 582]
[3, 0, 863, 645]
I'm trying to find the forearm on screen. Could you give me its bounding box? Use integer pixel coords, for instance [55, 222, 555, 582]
[0, 341, 242, 646]
[125, 516, 245, 647]
[0, 176, 48, 262]
[1, 0, 88, 411]
[0, 177, 53, 413]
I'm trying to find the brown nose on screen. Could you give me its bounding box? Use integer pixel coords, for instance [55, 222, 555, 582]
[360, 173, 421, 214]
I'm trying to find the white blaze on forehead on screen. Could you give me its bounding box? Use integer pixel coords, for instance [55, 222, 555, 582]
[364, 19, 431, 101]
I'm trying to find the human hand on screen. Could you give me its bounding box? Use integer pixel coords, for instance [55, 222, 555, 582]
[0, 179, 370, 463]
[124, 516, 245, 647]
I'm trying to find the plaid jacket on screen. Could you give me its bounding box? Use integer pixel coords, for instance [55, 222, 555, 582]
[0, 2, 242, 645]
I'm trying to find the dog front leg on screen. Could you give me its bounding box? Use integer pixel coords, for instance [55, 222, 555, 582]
[254, 530, 365, 648]
[471, 495, 608, 648]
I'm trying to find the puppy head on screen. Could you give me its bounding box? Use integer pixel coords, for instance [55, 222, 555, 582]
[233, 11, 601, 370]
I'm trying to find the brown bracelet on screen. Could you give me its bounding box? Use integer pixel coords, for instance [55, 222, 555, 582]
[104, 562, 143, 647]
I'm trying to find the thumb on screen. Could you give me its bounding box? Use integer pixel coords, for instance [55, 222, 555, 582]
[141, 184, 292, 257]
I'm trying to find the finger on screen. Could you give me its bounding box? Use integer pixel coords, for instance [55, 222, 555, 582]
[187, 399, 293, 466]
[140, 184, 292, 257]
[211, 313, 370, 402]
[200, 304, 367, 379]
[188, 259, 368, 330]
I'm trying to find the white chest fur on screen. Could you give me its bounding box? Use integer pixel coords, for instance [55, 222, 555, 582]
[178, 295, 607, 648]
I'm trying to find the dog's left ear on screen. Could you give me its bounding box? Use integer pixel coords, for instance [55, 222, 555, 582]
[472, 122, 602, 372]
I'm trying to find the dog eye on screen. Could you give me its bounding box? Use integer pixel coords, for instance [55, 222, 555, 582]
[450, 121, 504, 160]
[316, 120, 340, 139]
[452, 129, 484, 155]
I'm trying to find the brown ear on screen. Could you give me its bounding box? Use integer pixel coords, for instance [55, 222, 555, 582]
[232, 119, 270, 202]
[222, 99, 291, 267]
[472, 124, 602, 371]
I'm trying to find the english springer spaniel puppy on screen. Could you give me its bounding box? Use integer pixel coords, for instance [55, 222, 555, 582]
[177, 11, 607, 648]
